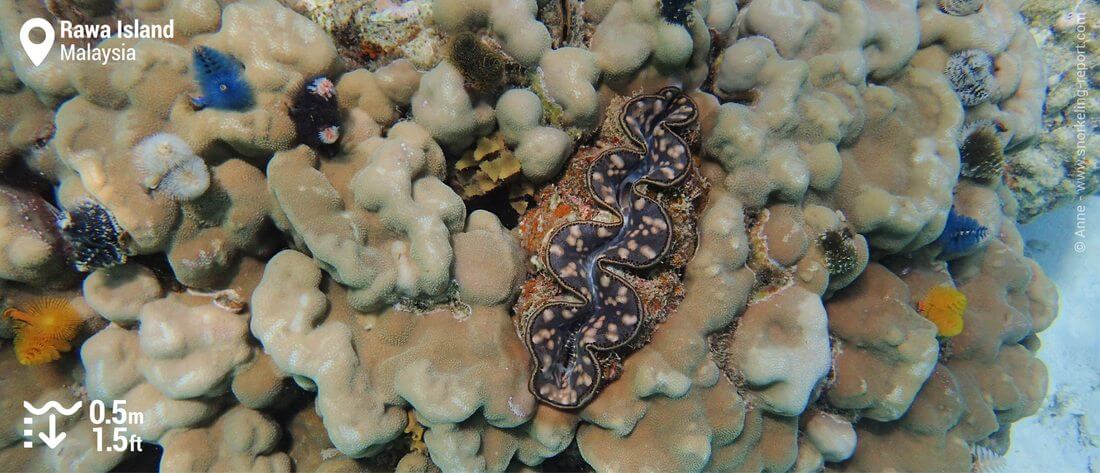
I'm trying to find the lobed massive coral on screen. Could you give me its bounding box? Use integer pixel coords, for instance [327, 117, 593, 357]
[0, 0, 1079, 470]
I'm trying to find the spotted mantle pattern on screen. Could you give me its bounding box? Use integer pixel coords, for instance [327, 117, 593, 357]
[526, 88, 698, 408]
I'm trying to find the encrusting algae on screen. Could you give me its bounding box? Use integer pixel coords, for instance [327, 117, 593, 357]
[2, 298, 82, 365]
[918, 286, 968, 337]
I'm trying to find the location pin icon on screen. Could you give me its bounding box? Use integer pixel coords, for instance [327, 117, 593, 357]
[19, 18, 55, 67]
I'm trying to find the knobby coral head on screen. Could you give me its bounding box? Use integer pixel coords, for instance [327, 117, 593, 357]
[526, 87, 698, 409]
[191, 46, 254, 111]
[2, 297, 82, 365]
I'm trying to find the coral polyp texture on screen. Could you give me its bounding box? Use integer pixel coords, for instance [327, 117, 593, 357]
[0, 0, 1082, 469]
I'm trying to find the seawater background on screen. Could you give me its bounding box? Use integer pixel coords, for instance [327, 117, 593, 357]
[1009, 194, 1100, 471]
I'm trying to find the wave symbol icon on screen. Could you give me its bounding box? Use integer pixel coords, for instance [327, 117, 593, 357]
[23, 401, 82, 449]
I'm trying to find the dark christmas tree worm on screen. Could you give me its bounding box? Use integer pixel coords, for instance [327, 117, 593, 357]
[290, 76, 342, 155]
[525, 88, 698, 409]
[58, 201, 128, 272]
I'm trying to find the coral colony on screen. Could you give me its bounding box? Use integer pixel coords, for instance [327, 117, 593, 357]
[0, 0, 1084, 470]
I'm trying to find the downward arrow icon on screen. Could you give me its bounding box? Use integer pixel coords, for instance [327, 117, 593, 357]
[38, 415, 65, 449]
